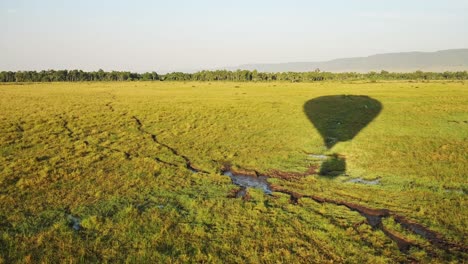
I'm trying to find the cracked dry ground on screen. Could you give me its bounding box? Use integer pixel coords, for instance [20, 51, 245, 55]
[0, 83, 466, 263]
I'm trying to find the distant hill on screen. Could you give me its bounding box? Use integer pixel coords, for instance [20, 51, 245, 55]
[225, 49, 468, 73]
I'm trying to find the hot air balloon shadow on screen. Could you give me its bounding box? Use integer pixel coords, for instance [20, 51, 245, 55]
[304, 95, 382, 176]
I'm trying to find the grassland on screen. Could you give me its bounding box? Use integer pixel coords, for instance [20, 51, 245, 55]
[0, 81, 466, 263]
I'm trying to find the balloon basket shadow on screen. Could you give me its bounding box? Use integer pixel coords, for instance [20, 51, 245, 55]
[318, 154, 346, 177]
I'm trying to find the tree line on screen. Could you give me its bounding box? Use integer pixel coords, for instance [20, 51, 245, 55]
[1, 69, 467, 82]
[0, 69, 159, 82]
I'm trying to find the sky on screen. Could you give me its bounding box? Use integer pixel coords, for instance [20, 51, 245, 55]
[1, 0, 468, 73]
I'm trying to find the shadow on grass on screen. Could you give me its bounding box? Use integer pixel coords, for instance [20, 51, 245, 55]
[304, 95, 382, 176]
[319, 154, 347, 176]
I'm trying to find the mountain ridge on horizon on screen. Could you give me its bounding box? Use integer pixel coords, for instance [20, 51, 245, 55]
[221, 49, 468, 73]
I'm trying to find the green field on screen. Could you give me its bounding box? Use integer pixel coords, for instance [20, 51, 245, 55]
[0, 81, 467, 263]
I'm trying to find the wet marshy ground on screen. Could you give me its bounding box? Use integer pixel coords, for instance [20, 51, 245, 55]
[219, 163, 467, 257]
[271, 184, 467, 256]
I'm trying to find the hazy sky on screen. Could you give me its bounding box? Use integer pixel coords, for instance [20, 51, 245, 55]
[2, 0, 468, 73]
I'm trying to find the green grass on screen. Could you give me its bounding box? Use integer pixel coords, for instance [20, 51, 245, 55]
[0, 81, 466, 263]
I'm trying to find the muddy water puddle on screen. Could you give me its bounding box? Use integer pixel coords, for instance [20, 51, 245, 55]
[307, 154, 330, 160]
[223, 170, 272, 195]
[67, 214, 81, 231]
[347, 177, 381, 185]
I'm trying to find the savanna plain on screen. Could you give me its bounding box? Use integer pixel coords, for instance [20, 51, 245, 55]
[0, 81, 467, 263]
